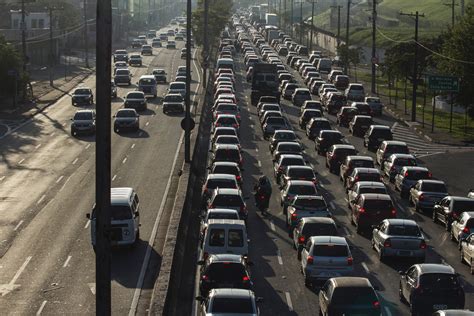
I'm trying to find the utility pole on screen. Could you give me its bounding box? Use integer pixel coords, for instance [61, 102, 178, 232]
[344, 0, 351, 74]
[184, 0, 192, 162]
[400, 11, 424, 122]
[95, 0, 112, 314]
[299, 0, 303, 44]
[290, 0, 294, 37]
[202, 0, 209, 88]
[331, 5, 342, 48]
[21, 0, 27, 73]
[309, 0, 315, 51]
[443, 0, 457, 27]
[461, 0, 465, 16]
[83, 0, 90, 68]
[371, 0, 377, 93]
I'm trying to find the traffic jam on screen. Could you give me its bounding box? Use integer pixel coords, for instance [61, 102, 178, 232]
[193, 8, 474, 316]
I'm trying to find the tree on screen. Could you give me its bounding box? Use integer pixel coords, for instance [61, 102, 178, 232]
[0, 35, 24, 104]
[337, 44, 364, 80]
[436, 6, 474, 114]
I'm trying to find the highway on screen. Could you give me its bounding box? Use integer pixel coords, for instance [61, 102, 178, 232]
[0, 26, 201, 315]
[192, 33, 474, 315]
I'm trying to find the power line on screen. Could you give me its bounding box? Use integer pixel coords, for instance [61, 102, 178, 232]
[415, 40, 474, 65]
[375, 25, 413, 43]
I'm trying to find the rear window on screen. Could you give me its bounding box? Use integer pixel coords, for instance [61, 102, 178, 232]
[350, 85, 364, 91]
[127, 92, 143, 99]
[371, 129, 392, 137]
[213, 195, 243, 207]
[275, 132, 296, 140]
[212, 165, 238, 175]
[288, 168, 314, 179]
[359, 187, 387, 195]
[215, 149, 240, 160]
[419, 274, 460, 289]
[277, 144, 301, 153]
[303, 223, 337, 236]
[289, 185, 316, 195]
[211, 298, 254, 313]
[266, 117, 286, 125]
[335, 148, 357, 156]
[387, 225, 421, 237]
[405, 170, 430, 180]
[207, 263, 246, 281]
[364, 199, 393, 211]
[116, 70, 130, 76]
[351, 160, 374, 168]
[228, 229, 244, 247]
[421, 182, 447, 193]
[170, 83, 185, 89]
[331, 287, 377, 305]
[313, 121, 331, 129]
[209, 229, 225, 246]
[74, 112, 93, 120]
[216, 136, 239, 144]
[394, 158, 416, 166]
[322, 132, 343, 140]
[358, 173, 381, 182]
[452, 200, 474, 213]
[293, 198, 325, 209]
[206, 179, 237, 190]
[356, 117, 373, 125]
[313, 244, 348, 256]
[281, 157, 305, 166]
[296, 90, 310, 96]
[110, 205, 132, 220]
[217, 117, 237, 125]
[218, 104, 238, 111]
[164, 95, 183, 102]
[208, 212, 239, 220]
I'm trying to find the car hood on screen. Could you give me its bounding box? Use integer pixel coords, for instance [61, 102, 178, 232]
[115, 117, 137, 122]
[73, 119, 94, 124]
[125, 98, 145, 102]
[73, 94, 91, 97]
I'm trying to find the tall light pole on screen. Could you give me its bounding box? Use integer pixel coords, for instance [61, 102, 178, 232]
[290, 0, 294, 37]
[331, 5, 342, 48]
[299, 0, 303, 44]
[309, 0, 315, 51]
[184, 0, 192, 162]
[344, 0, 351, 74]
[83, 0, 90, 68]
[371, 0, 377, 93]
[202, 0, 209, 87]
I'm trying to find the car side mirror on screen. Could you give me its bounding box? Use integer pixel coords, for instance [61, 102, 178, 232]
[256, 297, 264, 303]
[195, 296, 205, 302]
[398, 270, 406, 275]
[135, 211, 139, 217]
[86, 213, 91, 219]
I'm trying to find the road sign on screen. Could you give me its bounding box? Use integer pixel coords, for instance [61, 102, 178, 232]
[181, 117, 195, 131]
[427, 75, 459, 92]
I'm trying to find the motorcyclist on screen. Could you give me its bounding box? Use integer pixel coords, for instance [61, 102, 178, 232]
[253, 175, 272, 215]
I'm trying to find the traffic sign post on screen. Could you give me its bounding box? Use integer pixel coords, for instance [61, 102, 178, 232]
[427, 75, 459, 92]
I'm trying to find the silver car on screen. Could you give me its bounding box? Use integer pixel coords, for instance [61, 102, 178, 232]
[196, 288, 261, 316]
[347, 181, 387, 209]
[71, 109, 96, 136]
[460, 233, 474, 274]
[383, 153, 417, 182]
[371, 219, 426, 262]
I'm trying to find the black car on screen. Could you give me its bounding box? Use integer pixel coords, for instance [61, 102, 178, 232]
[198, 254, 253, 297]
[71, 88, 94, 105]
[433, 196, 474, 230]
[349, 115, 373, 136]
[299, 109, 323, 128]
[364, 125, 393, 151]
[113, 109, 139, 133]
[306, 117, 332, 140]
[316, 130, 344, 155]
[326, 144, 357, 174]
[399, 264, 465, 315]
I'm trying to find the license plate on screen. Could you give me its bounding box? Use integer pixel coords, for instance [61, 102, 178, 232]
[433, 304, 447, 310]
[399, 250, 411, 256]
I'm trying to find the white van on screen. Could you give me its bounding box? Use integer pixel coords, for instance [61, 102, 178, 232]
[86, 187, 140, 250]
[137, 75, 157, 98]
[216, 58, 235, 71]
[317, 58, 332, 74]
[201, 219, 248, 260]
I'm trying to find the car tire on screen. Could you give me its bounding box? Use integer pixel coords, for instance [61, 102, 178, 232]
[432, 211, 438, 223]
[470, 259, 474, 275]
[399, 283, 406, 303]
[378, 249, 385, 262]
[445, 220, 451, 231]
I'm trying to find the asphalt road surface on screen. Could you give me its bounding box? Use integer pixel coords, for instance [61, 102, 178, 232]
[193, 40, 474, 315]
[0, 27, 201, 315]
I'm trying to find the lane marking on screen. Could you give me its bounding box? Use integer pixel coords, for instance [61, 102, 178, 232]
[37, 194, 46, 205]
[18, 158, 25, 165]
[277, 249, 283, 265]
[36, 300, 47, 316]
[84, 220, 90, 229]
[257, 160, 261, 167]
[56, 175, 64, 183]
[362, 262, 370, 274]
[62, 255, 72, 268]
[131, 143, 136, 149]
[285, 292, 294, 311]
[270, 219, 276, 231]
[329, 201, 336, 210]
[145, 122, 150, 126]
[122, 157, 127, 164]
[13, 220, 24, 232]
[50, 132, 55, 137]
[384, 306, 392, 316]
[58, 175, 72, 193]
[62, 122, 67, 127]
[255, 148, 259, 152]
[10, 256, 32, 286]
[112, 174, 117, 181]
[85, 143, 91, 149]
[320, 183, 325, 188]
[35, 144, 42, 150]
[0, 176, 6, 182]
[72, 158, 78, 165]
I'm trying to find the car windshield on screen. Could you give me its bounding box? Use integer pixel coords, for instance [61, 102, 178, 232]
[278, 144, 301, 152]
[420, 182, 447, 192]
[331, 287, 377, 305]
[351, 85, 364, 91]
[313, 245, 348, 256]
[335, 148, 357, 156]
[387, 225, 421, 236]
[213, 195, 242, 206]
[394, 158, 416, 166]
[263, 105, 280, 112]
[110, 205, 132, 220]
[140, 78, 156, 85]
[207, 263, 246, 281]
[164, 95, 183, 102]
[130, 55, 141, 59]
[217, 136, 239, 145]
[281, 157, 304, 167]
[452, 200, 474, 213]
[303, 223, 337, 236]
[116, 110, 136, 118]
[405, 170, 430, 180]
[296, 90, 310, 96]
[266, 117, 286, 125]
[420, 274, 460, 289]
[359, 187, 387, 195]
[127, 93, 144, 99]
[288, 185, 316, 195]
[74, 112, 93, 120]
[75, 89, 90, 95]
[115, 50, 127, 54]
[211, 298, 254, 313]
[116, 70, 129, 76]
[293, 198, 325, 209]
[206, 179, 236, 190]
[364, 200, 393, 211]
[366, 98, 380, 103]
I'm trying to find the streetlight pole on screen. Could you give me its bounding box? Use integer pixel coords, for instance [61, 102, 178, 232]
[331, 5, 342, 48]
[83, 0, 90, 68]
[371, 0, 377, 93]
[202, 0, 209, 88]
[309, 0, 315, 51]
[290, 0, 294, 37]
[184, 0, 192, 162]
[344, 0, 351, 74]
[299, 0, 303, 44]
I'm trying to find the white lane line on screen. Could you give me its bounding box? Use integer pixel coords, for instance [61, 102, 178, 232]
[131, 143, 136, 149]
[285, 292, 294, 311]
[141, 48, 203, 316]
[58, 175, 72, 192]
[36, 300, 47, 315]
[277, 249, 283, 265]
[56, 175, 64, 183]
[62, 122, 67, 127]
[37, 194, 46, 205]
[320, 183, 325, 188]
[50, 132, 55, 136]
[9, 256, 32, 286]
[0, 176, 6, 182]
[18, 158, 25, 165]
[13, 220, 24, 231]
[329, 201, 336, 210]
[84, 220, 90, 229]
[62, 255, 72, 268]
[112, 174, 117, 181]
[362, 262, 370, 274]
[122, 157, 127, 164]
[85, 143, 91, 149]
[257, 160, 261, 167]
[255, 148, 259, 152]
[343, 227, 350, 236]
[72, 158, 78, 165]
[139, 131, 143, 137]
[270, 219, 276, 231]
[384, 306, 392, 316]
[35, 144, 42, 150]
[145, 122, 150, 126]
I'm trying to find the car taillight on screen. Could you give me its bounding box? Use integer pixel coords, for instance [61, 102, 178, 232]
[463, 227, 470, 233]
[240, 205, 247, 213]
[419, 194, 425, 201]
[278, 166, 283, 172]
[203, 252, 209, 260]
[307, 255, 314, 264]
[391, 208, 397, 217]
[312, 178, 318, 185]
[291, 213, 297, 221]
[354, 176, 359, 182]
[420, 240, 427, 249]
[428, 172, 432, 178]
[390, 166, 395, 172]
[216, 123, 221, 127]
[373, 301, 380, 309]
[298, 236, 305, 244]
[405, 171, 409, 177]
[201, 274, 209, 281]
[232, 124, 238, 128]
[347, 257, 353, 266]
[242, 275, 250, 282]
[209, 204, 214, 209]
[383, 239, 391, 248]
[359, 207, 366, 214]
[204, 188, 208, 194]
[236, 175, 241, 181]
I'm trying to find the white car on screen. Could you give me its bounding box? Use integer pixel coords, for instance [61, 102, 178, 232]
[196, 289, 261, 316]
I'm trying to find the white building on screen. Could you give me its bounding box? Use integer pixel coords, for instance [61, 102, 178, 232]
[10, 10, 50, 30]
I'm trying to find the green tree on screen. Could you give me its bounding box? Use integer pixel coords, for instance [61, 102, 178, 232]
[436, 6, 474, 114]
[337, 44, 364, 80]
[0, 36, 26, 105]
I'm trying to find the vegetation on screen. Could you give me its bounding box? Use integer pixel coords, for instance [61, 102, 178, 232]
[0, 35, 27, 105]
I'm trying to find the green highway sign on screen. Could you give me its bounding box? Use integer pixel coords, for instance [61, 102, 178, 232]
[427, 75, 459, 92]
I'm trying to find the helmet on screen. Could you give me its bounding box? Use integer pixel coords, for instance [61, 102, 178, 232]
[259, 175, 269, 185]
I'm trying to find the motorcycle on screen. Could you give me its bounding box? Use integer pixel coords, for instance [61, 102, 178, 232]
[255, 193, 269, 215]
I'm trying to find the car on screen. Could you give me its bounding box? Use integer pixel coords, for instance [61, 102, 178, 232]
[208, 162, 243, 186]
[345, 168, 383, 192]
[280, 180, 318, 214]
[206, 188, 247, 220]
[334, 75, 349, 90]
[213, 135, 241, 152]
[460, 233, 474, 274]
[292, 217, 338, 259]
[201, 173, 239, 207]
[347, 181, 388, 209]
[315, 130, 344, 155]
[259, 110, 282, 125]
[326, 144, 357, 174]
[274, 154, 306, 183]
[376, 141, 410, 167]
[128, 54, 142, 66]
[213, 114, 239, 132]
[110, 81, 117, 98]
[345, 83, 365, 101]
[213, 103, 240, 121]
[180, 48, 187, 58]
[433, 196, 474, 231]
[282, 82, 299, 99]
[319, 277, 381, 316]
[269, 130, 297, 152]
[131, 39, 142, 49]
[141, 45, 153, 55]
[199, 208, 240, 241]
[258, 103, 280, 118]
[326, 93, 348, 115]
[113, 61, 128, 73]
[166, 40, 176, 49]
[70, 109, 95, 136]
[383, 153, 417, 182]
[292, 88, 312, 107]
[175, 34, 184, 41]
[306, 117, 332, 140]
[152, 68, 167, 83]
[137, 75, 157, 98]
[71, 87, 93, 105]
[372, 219, 426, 262]
[262, 117, 291, 139]
[350, 101, 371, 116]
[399, 264, 465, 315]
[210, 127, 237, 144]
[159, 33, 168, 41]
[350, 193, 396, 234]
[340, 156, 376, 187]
[113, 108, 139, 133]
[162, 93, 184, 114]
[336, 106, 358, 127]
[395, 166, 432, 198]
[124, 91, 147, 111]
[349, 115, 373, 136]
[286, 195, 330, 231]
[299, 109, 323, 128]
[114, 68, 132, 85]
[365, 96, 383, 116]
[301, 236, 354, 286]
[329, 69, 344, 83]
[451, 211, 474, 244]
[151, 38, 162, 48]
[113, 49, 128, 62]
[197, 254, 253, 297]
[168, 81, 186, 98]
[300, 100, 323, 114]
[272, 142, 303, 163]
[210, 144, 242, 168]
[196, 289, 261, 316]
[409, 179, 448, 212]
[364, 125, 393, 151]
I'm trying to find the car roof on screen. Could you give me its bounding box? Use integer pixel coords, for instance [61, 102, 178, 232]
[309, 236, 347, 245]
[356, 181, 386, 188]
[401, 166, 429, 172]
[287, 180, 315, 186]
[301, 217, 336, 225]
[347, 155, 373, 161]
[370, 125, 391, 130]
[274, 130, 295, 135]
[353, 168, 380, 174]
[416, 263, 456, 275]
[207, 208, 240, 214]
[332, 144, 356, 150]
[331, 277, 373, 288]
[359, 193, 392, 200]
[383, 140, 407, 146]
[295, 88, 310, 92]
[207, 174, 236, 180]
[215, 188, 240, 195]
[354, 115, 372, 119]
[165, 93, 183, 98]
[384, 218, 418, 226]
[210, 288, 254, 299]
[280, 154, 304, 160]
[209, 253, 243, 263]
[287, 165, 313, 171]
[214, 144, 240, 150]
[110, 187, 134, 205]
[207, 219, 246, 226]
[216, 114, 237, 119]
[389, 153, 415, 159]
[75, 109, 94, 114]
[321, 130, 342, 135]
[294, 195, 324, 201]
[417, 179, 445, 185]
